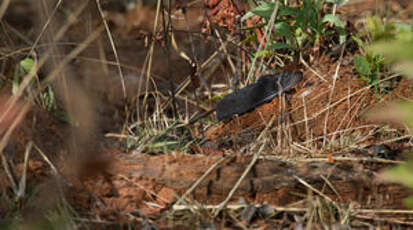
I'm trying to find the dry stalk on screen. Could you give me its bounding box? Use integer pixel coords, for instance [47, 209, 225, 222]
[28, 0, 63, 56]
[214, 29, 236, 75]
[95, 0, 126, 99]
[320, 175, 342, 203]
[16, 142, 33, 199]
[245, 1, 279, 83]
[0, 0, 10, 21]
[173, 204, 307, 212]
[141, 0, 162, 122]
[294, 175, 335, 204]
[299, 54, 327, 82]
[332, 90, 367, 145]
[322, 43, 345, 148]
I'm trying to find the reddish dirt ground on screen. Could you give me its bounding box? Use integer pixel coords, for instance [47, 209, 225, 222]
[1, 0, 413, 229]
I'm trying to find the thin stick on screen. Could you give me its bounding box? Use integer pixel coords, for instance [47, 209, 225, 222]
[173, 204, 307, 212]
[28, 0, 63, 56]
[299, 54, 328, 82]
[261, 155, 404, 164]
[213, 143, 265, 217]
[95, 0, 126, 99]
[294, 175, 335, 204]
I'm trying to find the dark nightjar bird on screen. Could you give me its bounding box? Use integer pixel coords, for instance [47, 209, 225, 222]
[216, 71, 303, 122]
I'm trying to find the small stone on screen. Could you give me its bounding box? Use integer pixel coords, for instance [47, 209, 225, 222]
[240, 205, 257, 225]
[258, 203, 275, 218]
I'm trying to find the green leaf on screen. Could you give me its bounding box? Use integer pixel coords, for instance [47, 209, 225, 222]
[403, 197, 413, 208]
[385, 164, 413, 188]
[240, 34, 258, 45]
[322, 14, 345, 28]
[12, 71, 20, 95]
[256, 49, 274, 57]
[148, 141, 179, 149]
[370, 40, 413, 61]
[46, 85, 57, 111]
[274, 21, 292, 39]
[55, 110, 71, 124]
[322, 15, 347, 44]
[241, 11, 256, 21]
[295, 27, 308, 47]
[249, 2, 275, 19]
[20, 58, 35, 73]
[351, 35, 365, 49]
[278, 5, 299, 17]
[367, 16, 396, 41]
[338, 27, 347, 44]
[354, 55, 371, 76]
[394, 22, 412, 33]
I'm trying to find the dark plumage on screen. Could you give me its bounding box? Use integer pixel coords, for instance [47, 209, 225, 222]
[216, 72, 303, 121]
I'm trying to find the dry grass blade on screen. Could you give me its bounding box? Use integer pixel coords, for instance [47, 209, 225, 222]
[141, 0, 162, 122]
[245, 1, 279, 83]
[300, 54, 327, 82]
[174, 204, 307, 212]
[214, 28, 236, 75]
[33, 144, 60, 177]
[0, 0, 10, 20]
[294, 175, 335, 204]
[287, 73, 403, 130]
[320, 175, 342, 203]
[356, 214, 413, 225]
[1, 152, 17, 194]
[322, 44, 345, 147]
[95, 0, 126, 99]
[28, 0, 63, 56]
[16, 141, 33, 199]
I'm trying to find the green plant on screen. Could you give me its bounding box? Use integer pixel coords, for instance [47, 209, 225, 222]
[353, 53, 384, 93]
[242, 0, 346, 55]
[368, 21, 413, 207]
[126, 120, 193, 154]
[16, 57, 57, 111]
[353, 16, 412, 93]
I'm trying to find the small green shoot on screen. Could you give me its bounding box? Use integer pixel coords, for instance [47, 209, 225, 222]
[16, 57, 60, 113]
[353, 53, 384, 93]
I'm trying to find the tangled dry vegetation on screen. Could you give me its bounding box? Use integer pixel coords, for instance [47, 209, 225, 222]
[0, 0, 413, 229]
